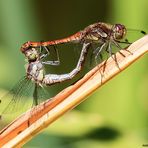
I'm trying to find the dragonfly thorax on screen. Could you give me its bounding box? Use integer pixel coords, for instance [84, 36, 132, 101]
[26, 61, 44, 84]
[81, 23, 127, 44]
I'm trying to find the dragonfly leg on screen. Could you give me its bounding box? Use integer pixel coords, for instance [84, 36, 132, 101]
[116, 39, 132, 45]
[42, 61, 60, 66]
[107, 42, 121, 69]
[94, 43, 106, 64]
[40, 46, 50, 59]
[113, 40, 132, 55]
[40, 45, 60, 66]
[53, 45, 60, 65]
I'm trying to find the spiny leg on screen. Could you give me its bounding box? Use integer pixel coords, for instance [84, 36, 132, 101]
[53, 45, 60, 65]
[107, 42, 120, 69]
[98, 53, 104, 84]
[42, 45, 60, 66]
[39, 46, 50, 59]
[41, 46, 60, 66]
[94, 43, 106, 65]
[93, 43, 106, 83]
[89, 44, 95, 67]
[114, 39, 133, 55]
[116, 39, 132, 44]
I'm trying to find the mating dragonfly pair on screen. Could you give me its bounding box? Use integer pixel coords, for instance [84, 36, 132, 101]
[0, 22, 146, 121]
[21, 23, 130, 85]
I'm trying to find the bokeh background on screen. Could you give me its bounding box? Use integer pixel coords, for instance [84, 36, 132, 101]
[0, 0, 148, 147]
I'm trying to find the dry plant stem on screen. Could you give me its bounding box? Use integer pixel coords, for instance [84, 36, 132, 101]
[0, 35, 148, 147]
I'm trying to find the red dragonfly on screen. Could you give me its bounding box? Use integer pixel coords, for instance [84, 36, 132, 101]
[20, 22, 146, 65]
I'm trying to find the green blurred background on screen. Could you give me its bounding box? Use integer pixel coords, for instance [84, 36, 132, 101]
[0, 0, 148, 147]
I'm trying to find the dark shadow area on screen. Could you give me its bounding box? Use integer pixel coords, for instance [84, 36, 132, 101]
[26, 126, 121, 148]
[84, 126, 121, 141]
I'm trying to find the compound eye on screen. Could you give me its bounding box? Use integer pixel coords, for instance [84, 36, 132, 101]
[113, 24, 126, 40]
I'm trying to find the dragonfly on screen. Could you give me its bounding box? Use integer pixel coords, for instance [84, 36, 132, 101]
[20, 22, 146, 65]
[26, 42, 90, 87]
[0, 42, 90, 126]
[0, 22, 146, 127]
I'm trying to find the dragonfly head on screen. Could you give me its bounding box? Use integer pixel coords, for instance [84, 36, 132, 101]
[24, 48, 39, 62]
[27, 61, 44, 84]
[112, 24, 127, 40]
[20, 41, 30, 53]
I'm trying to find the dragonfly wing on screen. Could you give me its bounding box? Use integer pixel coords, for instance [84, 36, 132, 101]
[32, 84, 50, 106]
[0, 76, 34, 128]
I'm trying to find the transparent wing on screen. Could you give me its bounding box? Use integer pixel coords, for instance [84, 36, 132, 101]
[0, 76, 34, 128]
[33, 84, 51, 106]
